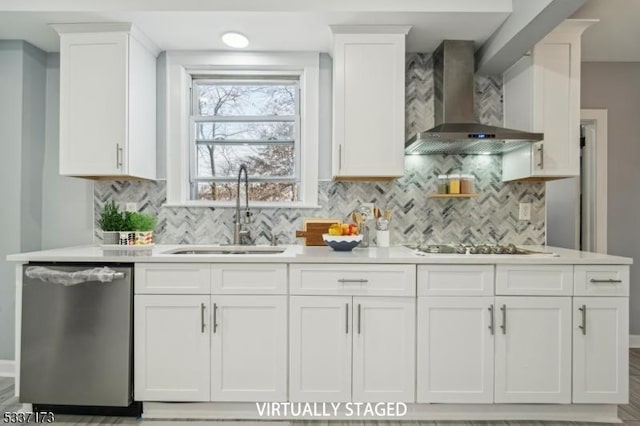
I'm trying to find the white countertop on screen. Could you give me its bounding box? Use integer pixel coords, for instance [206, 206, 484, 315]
[6, 244, 633, 265]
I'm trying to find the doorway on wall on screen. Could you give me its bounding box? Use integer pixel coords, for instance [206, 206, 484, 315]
[545, 109, 607, 253]
[580, 109, 608, 253]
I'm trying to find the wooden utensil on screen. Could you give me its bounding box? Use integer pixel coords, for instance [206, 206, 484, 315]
[295, 218, 340, 246]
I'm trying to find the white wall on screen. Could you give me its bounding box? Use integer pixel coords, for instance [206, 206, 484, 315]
[318, 52, 333, 181]
[0, 41, 25, 361]
[20, 43, 47, 252]
[546, 177, 580, 249]
[0, 41, 46, 360]
[581, 62, 640, 334]
[0, 46, 93, 362]
[41, 53, 94, 249]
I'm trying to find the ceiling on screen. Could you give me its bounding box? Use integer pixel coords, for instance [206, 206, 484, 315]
[0, 0, 512, 53]
[571, 0, 640, 62]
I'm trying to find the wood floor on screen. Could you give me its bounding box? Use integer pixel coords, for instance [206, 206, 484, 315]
[3, 350, 640, 425]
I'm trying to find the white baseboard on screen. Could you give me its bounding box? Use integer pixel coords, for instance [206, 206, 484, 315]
[630, 335, 640, 349]
[142, 402, 619, 423]
[0, 359, 15, 377]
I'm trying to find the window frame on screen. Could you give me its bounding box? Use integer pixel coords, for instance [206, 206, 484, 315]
[165, 51, 320, 208]
[189, 77, 301, 202]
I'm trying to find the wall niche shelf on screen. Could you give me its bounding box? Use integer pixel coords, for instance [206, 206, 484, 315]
[427, 193, 479, 199]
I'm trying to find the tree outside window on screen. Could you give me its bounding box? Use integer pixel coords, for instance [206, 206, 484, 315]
[191, 78, 300, 202]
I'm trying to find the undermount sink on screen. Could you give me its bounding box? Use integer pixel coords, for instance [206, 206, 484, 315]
[165, 246, 286, 255]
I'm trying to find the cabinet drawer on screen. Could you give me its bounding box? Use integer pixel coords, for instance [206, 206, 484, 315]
[135, 263, 211, 294]
[574, 265, 629, 296]
[290, 264, 416, 296]
[417, 265, 494, 296]
[211, 264, 287, 294]
[496, 265, 573, 295]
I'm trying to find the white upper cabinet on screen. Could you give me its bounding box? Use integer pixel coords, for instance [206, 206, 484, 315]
[331, 26, 410, 181]
[502, 20, 594, 182]
[55, 24, 158, 179]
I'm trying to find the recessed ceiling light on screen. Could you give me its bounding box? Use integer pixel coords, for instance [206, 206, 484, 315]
[221, 32, 249, 49]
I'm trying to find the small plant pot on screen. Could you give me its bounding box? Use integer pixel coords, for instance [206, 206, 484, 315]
[135, 231, 153, 245]
[101, 231, 120, 245]
[119, 232, 136, 246]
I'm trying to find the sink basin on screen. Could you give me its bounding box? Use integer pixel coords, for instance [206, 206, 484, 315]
[165, 246, 286, 255]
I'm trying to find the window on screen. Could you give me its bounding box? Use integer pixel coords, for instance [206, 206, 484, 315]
[165, 51, 319, 208]
[190, 77, 300, 202]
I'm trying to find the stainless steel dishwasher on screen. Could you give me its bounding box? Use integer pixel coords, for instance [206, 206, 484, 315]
[20, 263, 138, 415]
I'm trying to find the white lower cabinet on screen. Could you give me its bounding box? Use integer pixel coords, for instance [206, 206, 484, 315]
[211, 295, 287, 401]
[135, 294, 287, 402]
[289, 295, 415, 402]
[134, 295, 211, 401]
[289, 296, 352, 402]
[132, 261, 630, 413]
[417, 297, 495, 403]
[494, 297, 572, 403]
[352, 297, 415, 402]
[573, 297, 629, 403]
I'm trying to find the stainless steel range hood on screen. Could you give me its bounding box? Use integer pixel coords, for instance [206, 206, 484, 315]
[405, 40, 543, 155]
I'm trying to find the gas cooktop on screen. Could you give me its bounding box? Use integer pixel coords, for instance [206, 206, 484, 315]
[408, 244, 558, 256]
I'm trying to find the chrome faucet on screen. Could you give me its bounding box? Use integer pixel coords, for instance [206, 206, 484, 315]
[234, 164, 252, 245]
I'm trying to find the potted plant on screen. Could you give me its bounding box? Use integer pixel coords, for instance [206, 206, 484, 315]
[124, 212, 156, 245]
[98, 201, 126, 244]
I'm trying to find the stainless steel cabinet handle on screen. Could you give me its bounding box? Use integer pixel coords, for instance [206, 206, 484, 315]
[338, 145, 342, 169]
[589, 278, 622, 283]
[338, 278, 369, 283]
[537, 144, 544, 169]
[488, 304, 495, 335]
[213, 303, 218, 333]
[578, 304, 587, 335]
[116, 144, 123, 169]
[357, 304, 361, 334]
[200, 303, 206, 333]
[500, 304, 507, 335]
[345, 303, 349, 334]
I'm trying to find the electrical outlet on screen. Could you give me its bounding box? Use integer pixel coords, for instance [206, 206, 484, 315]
[125, 202, 138, 212]
[518, 202, 531, 221]
[361, 203, 375, 221]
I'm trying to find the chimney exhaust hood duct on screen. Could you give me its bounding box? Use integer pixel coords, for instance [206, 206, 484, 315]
[405, 40, 543, 155]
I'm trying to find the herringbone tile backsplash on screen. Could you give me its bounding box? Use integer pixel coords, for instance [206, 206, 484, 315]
[94, 53, 545, 246]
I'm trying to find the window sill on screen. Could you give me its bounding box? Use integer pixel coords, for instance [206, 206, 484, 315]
[163, 201, 322, 209]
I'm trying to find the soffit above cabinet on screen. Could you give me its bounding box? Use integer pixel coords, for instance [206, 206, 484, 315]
[0, 1, 512, 52]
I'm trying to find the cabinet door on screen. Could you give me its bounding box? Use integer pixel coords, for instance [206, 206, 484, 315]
[332, 32, 406, 179]
[59, 32, 127, 176]
[417, 297, 494, 403]
[531, 40, 578, 177]
[211, 295, 287, 401]
[494, 297, 571, 403]
[134, 295, 210, 401]
[289, 296, 352, 402]
[502, 21, 588, 181]
[573, 297, 629, 403]
[352, 297, 415, 402]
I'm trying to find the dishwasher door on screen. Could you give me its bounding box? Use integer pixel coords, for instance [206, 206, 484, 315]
[20, 264, 133, 406]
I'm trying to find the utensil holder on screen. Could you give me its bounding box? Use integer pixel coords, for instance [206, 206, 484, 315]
[376, 230, 390, 247]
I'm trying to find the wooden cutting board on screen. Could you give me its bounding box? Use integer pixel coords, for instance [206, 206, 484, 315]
[295, 218, 340, 246]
